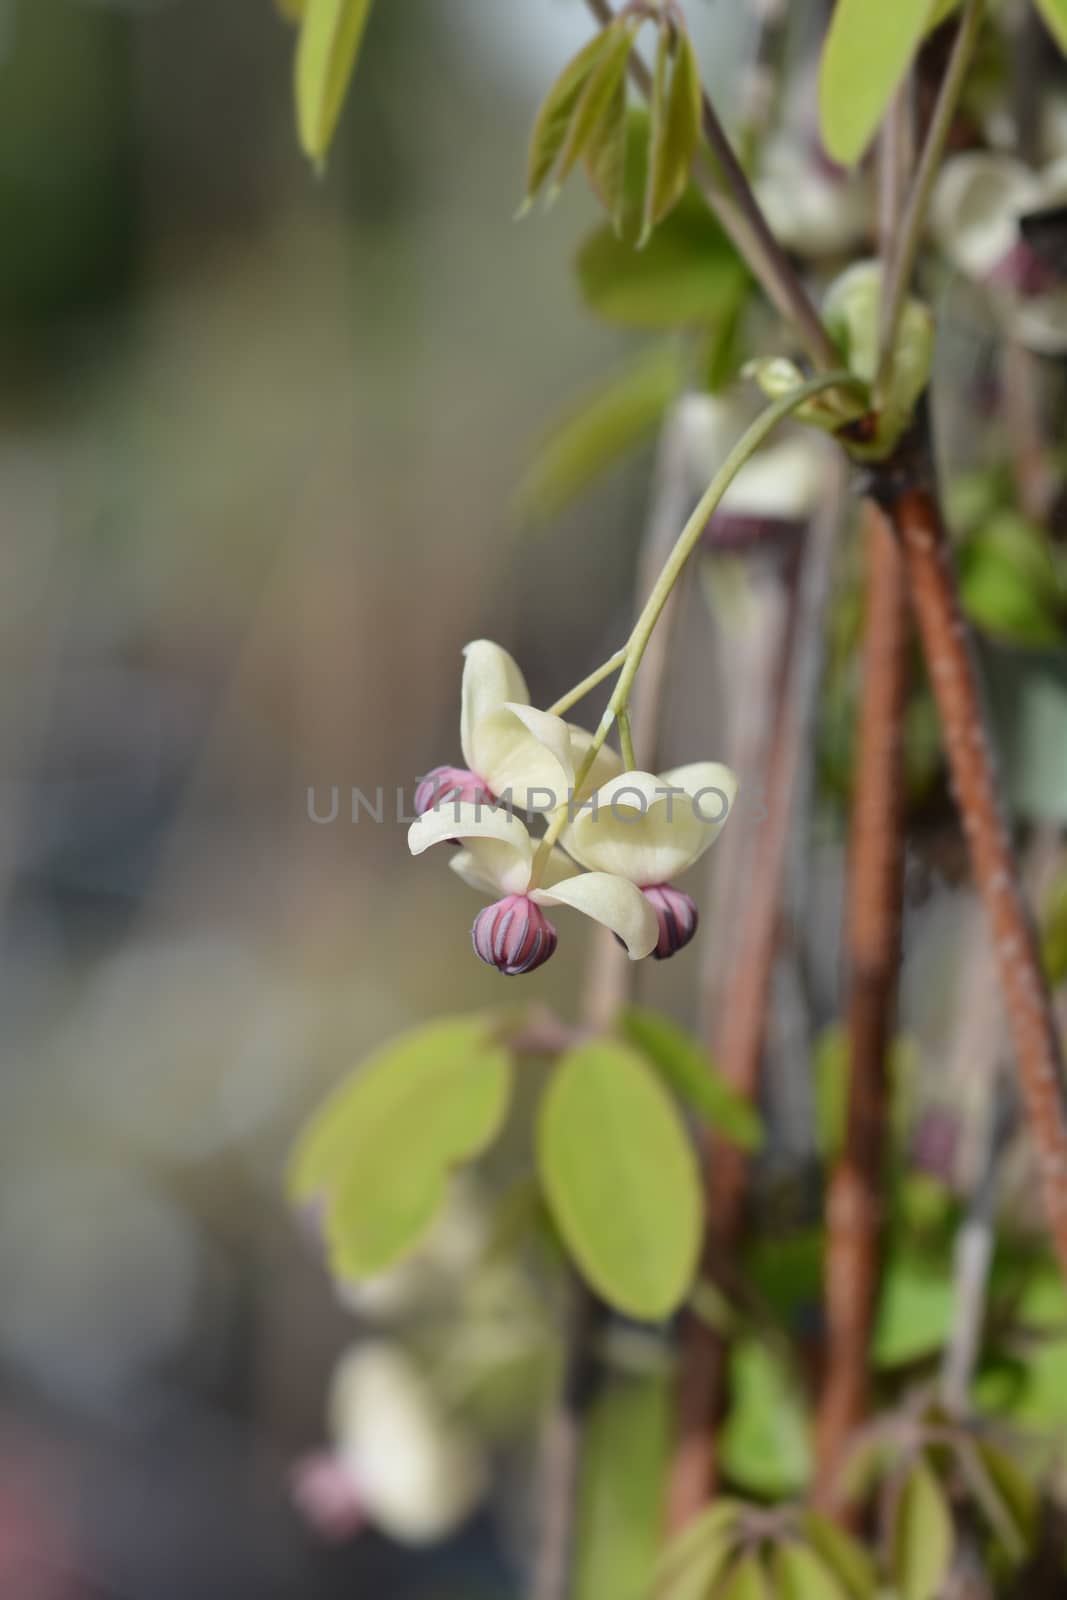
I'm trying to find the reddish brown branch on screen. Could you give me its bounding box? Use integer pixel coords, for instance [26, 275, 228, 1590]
[893, 481, 1067, 1277]
[816, 501, 909, 1496]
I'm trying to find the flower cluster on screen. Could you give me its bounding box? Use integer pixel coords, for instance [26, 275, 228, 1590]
[410, 642, 737, 975]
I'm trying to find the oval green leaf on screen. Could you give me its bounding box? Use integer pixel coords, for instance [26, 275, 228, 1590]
[538, 1040, 702, 1320]
[655, 1502, 744, 1600]
[525, 26, 618, 202]
[286, 1015, 512, 1279]
[819, 0, 936, 166]
[296, 0, 373, 168]
[772, 1542, 849, 1600]
[643, 29, 702, 242]
[799, 1513, 878, 1600]
[573, 1377, 669, 1600]
[892, 1456, 954, 1600]
[1035, 0, 1067, 57]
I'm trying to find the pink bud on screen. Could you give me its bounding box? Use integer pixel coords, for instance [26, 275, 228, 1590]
[641, 883, 699, 960]
[414, 765, 494, 816]
[472, 895, 557, 976]
[290, 1453, 367, 1543]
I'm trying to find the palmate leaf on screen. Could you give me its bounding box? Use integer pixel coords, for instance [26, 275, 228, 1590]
[573, 1377, 669, 1600]
[798, 1513, 878, 1600]
[524, 26, 619, 203]
[295, 0, 374, 168]
[771, 1542, 850, 1600]
[892, 1456, 955, 1600]
[555, 21, 639, 189]
[537, 1040, 702, 1319]
[655, 1502, 744, 1600]
[818, 0, 937, 166]
[583, 73, 630, 233]
[642, 27, 703, 244]
[286, 1015, 512, 1280]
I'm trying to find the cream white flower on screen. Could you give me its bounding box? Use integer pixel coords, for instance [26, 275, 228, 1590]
[415, 641, 620, 818]
[562, 763, 738, 958]
[408, 802, 659, 969]
[292, 1342, 488, 1546]
[932, 152, 1067, 354]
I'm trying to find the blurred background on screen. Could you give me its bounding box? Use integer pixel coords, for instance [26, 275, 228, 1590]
[0, 1, 761, 1594]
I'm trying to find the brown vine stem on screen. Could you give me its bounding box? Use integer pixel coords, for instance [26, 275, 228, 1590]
[582, 0, 840, 371]
[529, 402, 698, 1600]
[892, 474, 1067, 1279]
[816, 498, 909, 1496]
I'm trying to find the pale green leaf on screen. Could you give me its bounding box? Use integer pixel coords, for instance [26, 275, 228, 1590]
[583, 73, 630, 231]
[873, 1254, 955, 1368]
[556, 21, 639, 189]
[276, 0, 306, 21]
[525, 27, 618, 202]
[819, 0, 937, 166]
[1041, 864, 1067, 985]
[655, 1502, 744, 1600]
[620, 1006, 763, 1150]
[772, 1542, 850, 1600]
[1035, 0, 1067, 57]
[296, 0, 373, 168]
[892, 1456, 954, 1600]
[975, 1442, 1039, 1554]
[719, 1339, 813, 1497]
[573, 1377, 669, 1600]
[286, 1015, 512, 1279]
[514, 343, 684, 525]
[643, 30, 702, 241]
[717, 1554, 772, 1600]
[799, 1513, 878, 1600]
[537, 1040, 702, 1319]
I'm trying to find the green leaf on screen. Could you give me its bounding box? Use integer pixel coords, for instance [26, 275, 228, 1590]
[583, 73, 629, 231]
[556, 21, 639, 190]
[772, 1542, 849, 1600]
[892, 1456, 954, 1600]
[718, 1554, 772, 1600]
[286, 1015, 512, 1278]
[799, 1513, 878, 1600]
[960, 512, 1064, 648]
[719, 1339, 813, 1497]
[975, 1442, 1039, 1554]
[1042, 865, 1067, 986]
[655, 1502, 743, 1600]
[525, 27, 618, 202]
[276, 0, 307, 21]
[620, 1006, 763, 1151]
[980, 640, 1067, 823]
[537, 1040, 702, 1320]
[1035, 0, 1067, 57]
[819, 0, 937, 166]
[514, 344, 684, 525]
[873, 1253, 955, 1368]
[295, 0, 373, 168]
[643, 29, 702, 242]
[573, 1377, 669, 1600]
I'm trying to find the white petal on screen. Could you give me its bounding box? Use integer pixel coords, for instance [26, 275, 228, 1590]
[931, 154, 1038, 280]
[460, 641, 529, 771]
[408, 803, 533, 895]
[1012, 289, 1067, 354]
[534, 872, 658, 960]
[567, 724, 624, 802]
[718, 437, 825, 523]
[470, 702, 575, 813]
[448, 849, 500, 896]
[562, 765, 736, 885]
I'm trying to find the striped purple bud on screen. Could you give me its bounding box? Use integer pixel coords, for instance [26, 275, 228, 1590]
[641, 883, 699, 961]
[414, 765, 493, 817]
[472, 895, 557, 976]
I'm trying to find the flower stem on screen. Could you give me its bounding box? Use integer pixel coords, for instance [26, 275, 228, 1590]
[617, 707, 636, 769]
[547, 647, 628, 718]
[528, 371, 863, 889]
[875, 0, 982, 398]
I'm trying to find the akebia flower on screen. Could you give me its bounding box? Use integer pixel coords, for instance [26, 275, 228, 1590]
[408, 802, 659, 970]
[932, 152, 1067, 353]
[291, 1342, 488, 1546]
[414, 640, 620, 818]
[562, 764, 738, 960]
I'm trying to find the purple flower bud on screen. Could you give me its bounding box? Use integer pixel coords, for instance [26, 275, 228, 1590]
[472, 895, 557, 976]
[641, 883, 699, 961]
[985, 238, 1063, 299]
[414, 765, 494, 817]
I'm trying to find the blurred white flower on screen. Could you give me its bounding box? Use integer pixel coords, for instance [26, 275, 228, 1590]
[292, 1342, 488, 1546]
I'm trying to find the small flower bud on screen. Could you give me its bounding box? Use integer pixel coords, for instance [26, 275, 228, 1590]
[414, 765, 493, 816]
[641, 883, 699, 960]
[472, 895, 557, 976]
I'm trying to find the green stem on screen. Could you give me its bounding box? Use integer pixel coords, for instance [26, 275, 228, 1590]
[617, 708, 636, 769]
[875, 0, 982, 399]
[527, 369, 863, 888]
[547, 647, 628, 717]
